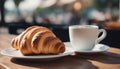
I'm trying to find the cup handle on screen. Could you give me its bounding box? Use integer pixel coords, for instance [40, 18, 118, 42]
[96, 29, 107, 43]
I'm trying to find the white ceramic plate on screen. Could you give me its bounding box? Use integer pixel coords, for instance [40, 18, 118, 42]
[0, 42, 110, 59]
[0, 46, 74, 59]
[64, 42, 110, 53]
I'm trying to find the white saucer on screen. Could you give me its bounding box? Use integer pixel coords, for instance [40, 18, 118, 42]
[64, 42, 110, 53]
[0, 46, 74, 59]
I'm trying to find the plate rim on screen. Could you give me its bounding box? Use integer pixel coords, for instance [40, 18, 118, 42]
[0, 47, 74, 59]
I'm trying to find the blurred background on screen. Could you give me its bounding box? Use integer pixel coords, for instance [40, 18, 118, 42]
[0, 0, 120, 47]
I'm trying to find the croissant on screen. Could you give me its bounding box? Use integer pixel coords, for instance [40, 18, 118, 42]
[11, 26, 65, 55]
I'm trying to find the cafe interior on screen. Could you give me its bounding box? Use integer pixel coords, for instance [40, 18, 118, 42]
[0, 0, 120, 69]
[0, 0, 120, 48]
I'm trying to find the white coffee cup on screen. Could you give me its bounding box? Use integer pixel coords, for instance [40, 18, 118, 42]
[69, 25, 107, 51]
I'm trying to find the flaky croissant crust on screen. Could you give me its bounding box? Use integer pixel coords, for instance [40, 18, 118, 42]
[11, 26, 65, 55]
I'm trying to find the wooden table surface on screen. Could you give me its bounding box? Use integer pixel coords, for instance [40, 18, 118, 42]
[104, 21, 120, 29]
[0, 34, 120, 69]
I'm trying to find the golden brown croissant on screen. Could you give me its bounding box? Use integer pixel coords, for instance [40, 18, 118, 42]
[11, 26, 65, 55]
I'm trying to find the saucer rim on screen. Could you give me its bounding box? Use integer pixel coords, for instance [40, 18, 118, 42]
[64, 42, 110, 53]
